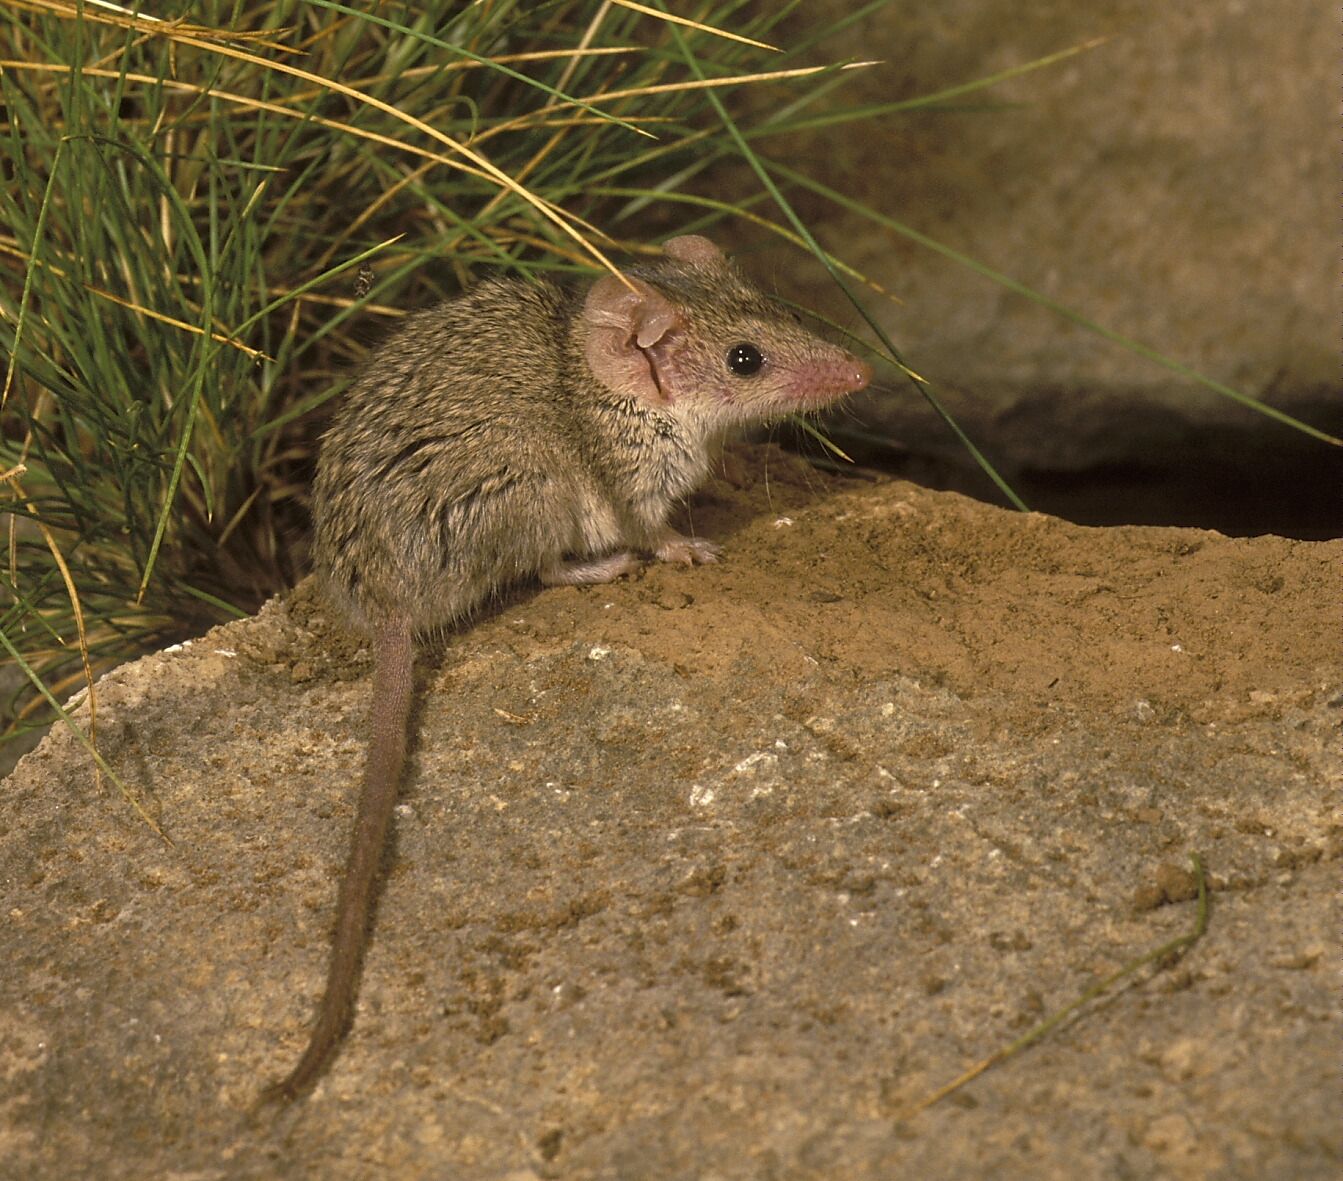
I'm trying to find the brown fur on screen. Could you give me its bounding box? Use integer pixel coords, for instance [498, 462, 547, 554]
[264, 237, 869, 1099]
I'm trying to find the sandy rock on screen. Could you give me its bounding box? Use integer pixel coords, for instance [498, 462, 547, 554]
[2, 447, 1337, 1179]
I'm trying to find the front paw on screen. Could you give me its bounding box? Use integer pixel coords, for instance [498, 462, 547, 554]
[655, 534, 722, 566]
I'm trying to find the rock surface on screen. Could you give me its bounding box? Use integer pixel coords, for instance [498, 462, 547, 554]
[2, 447, 1337, 1179]
[773, 0, 1339, 534]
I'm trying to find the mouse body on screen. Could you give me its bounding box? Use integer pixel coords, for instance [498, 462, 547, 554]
[265, 234, 870, 1100]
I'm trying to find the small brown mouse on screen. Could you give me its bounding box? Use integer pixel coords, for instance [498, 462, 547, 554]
[264, 234, 870, 1100]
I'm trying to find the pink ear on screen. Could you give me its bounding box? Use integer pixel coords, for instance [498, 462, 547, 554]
[582, 275, 683, 404]
[663, 235, 724, 266]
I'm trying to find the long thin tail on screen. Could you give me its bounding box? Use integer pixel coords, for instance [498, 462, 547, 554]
[262, 617, 416, 1103]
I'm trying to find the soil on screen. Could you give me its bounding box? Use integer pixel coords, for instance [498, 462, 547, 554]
[1, 444, 1337, 1180]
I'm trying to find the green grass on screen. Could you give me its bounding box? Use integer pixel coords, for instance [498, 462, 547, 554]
[1, 0, 1332, 756]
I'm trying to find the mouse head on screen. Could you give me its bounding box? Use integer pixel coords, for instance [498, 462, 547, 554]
[581, 235, 870, 428]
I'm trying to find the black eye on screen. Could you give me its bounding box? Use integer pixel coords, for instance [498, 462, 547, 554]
[726, 342, 764, 376]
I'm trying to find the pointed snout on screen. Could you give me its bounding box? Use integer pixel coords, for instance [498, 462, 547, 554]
[845, 355, 873, 394]
[779, 348, 874, 410]
[817, 349, 872, 399]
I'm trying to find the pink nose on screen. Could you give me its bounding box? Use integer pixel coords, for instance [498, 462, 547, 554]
[847, 358, 873, 393]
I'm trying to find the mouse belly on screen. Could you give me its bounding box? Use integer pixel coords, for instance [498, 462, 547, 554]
[315, 461, 631, 633]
